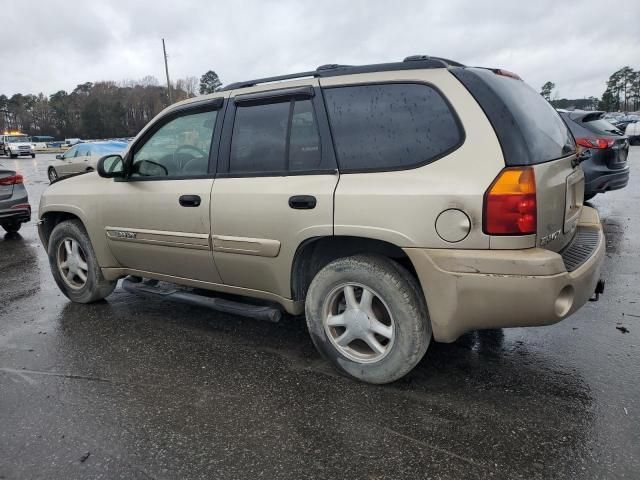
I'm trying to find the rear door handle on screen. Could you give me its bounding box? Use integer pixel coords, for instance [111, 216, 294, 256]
[288, 195, 316, 210]
[179, 195, 201, 207]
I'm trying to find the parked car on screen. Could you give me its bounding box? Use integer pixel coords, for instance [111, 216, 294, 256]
[37, 56, 605, 384]
[0, 163, 30, 233]
[558, 111, 629, 200]
[2, 135, 35, 158]
[48, 141, 128, 182]
[625, 120, 640, 145]
[64, 138, 83, 146]
[612, 114, 640, 132]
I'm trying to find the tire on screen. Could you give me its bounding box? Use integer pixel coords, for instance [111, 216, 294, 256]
[31, 153, 36, 158]
[1, 221, 21, 234]
[305, 255, 431, 384]
[10, 153, 17, 159]
[48, 167, 58, 183]
[47, 219, 117, 303]
[584, 192, 596, 201]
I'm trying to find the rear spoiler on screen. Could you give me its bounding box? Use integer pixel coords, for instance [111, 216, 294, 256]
[571, 111, 605, 123]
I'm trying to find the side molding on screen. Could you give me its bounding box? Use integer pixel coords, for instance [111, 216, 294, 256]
[211, 235, 281, 257]
[105, 227, 210, 250]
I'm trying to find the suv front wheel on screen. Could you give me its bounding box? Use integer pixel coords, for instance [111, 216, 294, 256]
[305, 255, 431, 384]
[48, 219, 117, 303]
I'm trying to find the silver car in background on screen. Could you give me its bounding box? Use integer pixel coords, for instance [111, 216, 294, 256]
[48, 141, 128, 182]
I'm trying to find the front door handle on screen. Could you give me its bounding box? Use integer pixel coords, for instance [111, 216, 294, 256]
[288, 195, 316, 210]
[179, 195, 201, 207]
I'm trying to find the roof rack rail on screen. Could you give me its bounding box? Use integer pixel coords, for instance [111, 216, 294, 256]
[404, 55, 466, 67]
[219, 56, 464, 92]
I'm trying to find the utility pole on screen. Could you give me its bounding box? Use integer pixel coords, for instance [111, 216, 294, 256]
[162, 38, 172, 104]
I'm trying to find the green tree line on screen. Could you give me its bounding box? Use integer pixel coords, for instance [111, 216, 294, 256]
[541, 66, 640, 112]
[0, 71, 222, 139]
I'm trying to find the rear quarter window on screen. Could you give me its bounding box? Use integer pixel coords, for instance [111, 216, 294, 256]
[323, 83, 463, 172]
[451, 68, 575, 165]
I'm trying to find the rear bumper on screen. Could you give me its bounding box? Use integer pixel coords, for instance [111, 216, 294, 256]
[404, 206, 605, 342]
[0, 187, 31, 224]
[584, 165, 629, 195]
[0, 205, 31, 223]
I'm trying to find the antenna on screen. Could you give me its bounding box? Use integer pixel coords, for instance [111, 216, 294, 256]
[162, 38, 172, 104]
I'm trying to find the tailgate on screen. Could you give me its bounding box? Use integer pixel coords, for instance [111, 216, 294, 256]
[533, 154, 584, 252]
[609, 138, 629, 169]
[0, 169, 15, 201]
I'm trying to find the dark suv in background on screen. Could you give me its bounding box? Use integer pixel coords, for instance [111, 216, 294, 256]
[0, 163, 31, 234]
[559, 110, 629, 200]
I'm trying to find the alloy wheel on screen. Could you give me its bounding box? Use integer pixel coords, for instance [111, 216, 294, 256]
[322, 283, 395, 363]
[57, 238, 89, 289]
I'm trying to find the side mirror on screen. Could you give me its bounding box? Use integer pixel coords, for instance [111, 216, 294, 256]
[97, 154, 125, 178]
[55, 154, 62, 160]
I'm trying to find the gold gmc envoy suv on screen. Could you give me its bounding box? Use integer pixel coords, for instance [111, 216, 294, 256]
[38, 56, 605, 384]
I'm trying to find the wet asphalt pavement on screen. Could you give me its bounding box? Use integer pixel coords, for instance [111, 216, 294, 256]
[1, 152, 639, 479]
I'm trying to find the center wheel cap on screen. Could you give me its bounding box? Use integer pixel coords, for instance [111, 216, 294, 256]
[347, 310, 370, 335]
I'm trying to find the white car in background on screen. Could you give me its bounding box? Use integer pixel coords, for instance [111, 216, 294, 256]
[2, 135, 35, 158]
[625, 120, 640, 145]
[48, 141, 128, 182]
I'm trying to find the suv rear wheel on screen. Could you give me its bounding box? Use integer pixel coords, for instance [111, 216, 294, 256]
[305, 255, 431, 384]
[48, 219, 117, 303]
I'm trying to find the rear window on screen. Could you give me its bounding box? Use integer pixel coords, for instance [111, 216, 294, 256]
[323, 83, 462, 172]
[452, 68, 575, 165]
[580, 118, 624, 136]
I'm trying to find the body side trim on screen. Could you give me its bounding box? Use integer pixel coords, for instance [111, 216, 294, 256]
[105, 227, 211, 250]
[211, 234, 281, 257]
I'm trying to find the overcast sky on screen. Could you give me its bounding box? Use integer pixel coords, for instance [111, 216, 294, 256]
[2, 0, 639, 99]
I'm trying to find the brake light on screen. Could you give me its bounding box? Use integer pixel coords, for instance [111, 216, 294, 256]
[575, 137, 614, 149]
[493, 69, 523, 81]
[484, 167, 536, 235]
[0, 174, 23, 185]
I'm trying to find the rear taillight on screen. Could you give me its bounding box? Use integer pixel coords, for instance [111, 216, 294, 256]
[484, 167, 536, 235]
[575, 137, 614, 149]
[493, 69, 523, 81]
[0, 174, 23, 185]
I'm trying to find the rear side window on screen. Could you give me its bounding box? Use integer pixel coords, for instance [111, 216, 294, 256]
[452, 68, 575, 165]
[323, 84, 462, 171]
[229, 99, 323, 174]
[230, 102, 290, 173]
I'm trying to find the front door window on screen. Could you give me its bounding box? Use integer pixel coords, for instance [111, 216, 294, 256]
[132, 110, 217, 178]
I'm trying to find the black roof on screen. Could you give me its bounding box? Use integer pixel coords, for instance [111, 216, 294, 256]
[220, 55, 465, 92]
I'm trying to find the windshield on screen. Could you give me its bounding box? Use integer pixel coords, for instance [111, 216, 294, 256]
[93, 143, 127, 155]
[7, 136, 28, 143]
